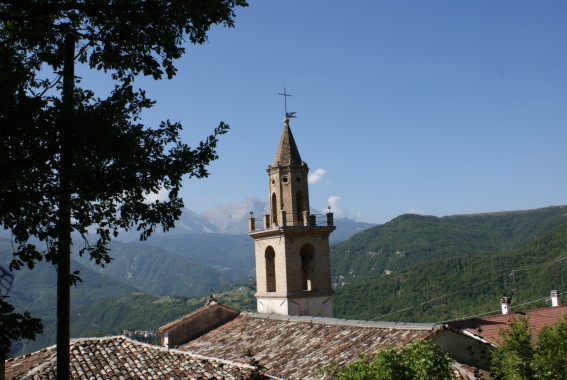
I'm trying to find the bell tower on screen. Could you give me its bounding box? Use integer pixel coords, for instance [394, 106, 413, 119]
[248, 117, 335, 317]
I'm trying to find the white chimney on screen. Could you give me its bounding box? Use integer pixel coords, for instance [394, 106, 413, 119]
[551, 290, 560, 307]
[501, 296, 511, 315]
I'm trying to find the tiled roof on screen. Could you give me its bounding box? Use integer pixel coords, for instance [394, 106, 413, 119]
[447, 305, 567, 346]
[5, 336, 255, 380]
[179, 312, 438, 379]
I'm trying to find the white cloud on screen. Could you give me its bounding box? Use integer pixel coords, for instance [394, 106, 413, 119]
[407, 208, 426, 215]
[144, 187, 170, 204]
[308, 168, 326, 184]
[327, 195, 347, 218]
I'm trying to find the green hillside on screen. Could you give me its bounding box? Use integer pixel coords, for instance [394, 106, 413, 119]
[334, 220, 567, 322]
[4, 257, 136, 355]
[144, 233, 254, 280]
[72, 285, 256, 339]
[331, 206, 567, 285]
[76, 240, 233, 297]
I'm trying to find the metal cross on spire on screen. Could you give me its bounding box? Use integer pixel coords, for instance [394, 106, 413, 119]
[278, 87, 297, 119]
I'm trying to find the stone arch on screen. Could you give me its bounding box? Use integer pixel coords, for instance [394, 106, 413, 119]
[300, 244, 315, 291]
[271, 193, 278, 226]
[265, 246, 276, 292]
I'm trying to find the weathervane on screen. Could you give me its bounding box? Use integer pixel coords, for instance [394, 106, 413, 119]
[278, 86, 297, 119]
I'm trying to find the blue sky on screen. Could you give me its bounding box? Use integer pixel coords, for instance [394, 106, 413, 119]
[84, 0, 567, 224]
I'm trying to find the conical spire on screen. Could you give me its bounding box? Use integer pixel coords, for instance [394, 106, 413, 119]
[272, 118, 302, 167]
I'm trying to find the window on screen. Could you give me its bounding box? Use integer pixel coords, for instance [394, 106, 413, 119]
[300, 244, 315, 291]
[271, 193, 278, 226]
[265, 246, 276, 292]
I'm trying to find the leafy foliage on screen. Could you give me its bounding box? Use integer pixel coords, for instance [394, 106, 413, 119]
[0, 297, 43, 353]
[490, 317, 534, 380]
[319, 339, 456, 380]
[1, 1, 247, 371]
[491, 315, 567, 380]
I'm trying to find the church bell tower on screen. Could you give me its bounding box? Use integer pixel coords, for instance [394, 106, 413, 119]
[248, 116, 335, 317]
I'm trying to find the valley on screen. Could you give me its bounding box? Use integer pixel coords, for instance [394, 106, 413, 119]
[3, 203, 566, 357]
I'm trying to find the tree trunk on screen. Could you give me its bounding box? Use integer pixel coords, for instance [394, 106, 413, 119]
[57, 31, 75, 380]
[1, 349, 5, 380]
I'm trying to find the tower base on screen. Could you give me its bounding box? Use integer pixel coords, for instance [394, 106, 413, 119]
[256, 294, 333, 317]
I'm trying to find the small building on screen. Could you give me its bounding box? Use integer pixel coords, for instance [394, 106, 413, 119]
[436, 292, 567, 370]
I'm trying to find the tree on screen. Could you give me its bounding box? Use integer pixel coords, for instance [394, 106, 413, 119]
[532, 314, 567, 380]
[0, 1, 248, 379]
[490, 315, 567, 380]
[0, 297, 43, 380]
[319, 339, 456, 380]
[490, 316, 534, 380]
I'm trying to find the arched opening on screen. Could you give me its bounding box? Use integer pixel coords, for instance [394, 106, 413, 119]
[265, 246, 276, 292]
[271, 193, 278, 226]
[296, 190, 304, 224]
[300, 244, 315, 291]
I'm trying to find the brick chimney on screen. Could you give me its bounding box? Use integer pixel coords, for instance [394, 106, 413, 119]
[551, 290, 561, 307]
[501, 296, 511, 315]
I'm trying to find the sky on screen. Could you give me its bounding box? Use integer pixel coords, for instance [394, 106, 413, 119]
[84, 0, 567, 224]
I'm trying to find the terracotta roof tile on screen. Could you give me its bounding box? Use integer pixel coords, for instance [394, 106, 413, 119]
[179, 313, 438, 379]
[5, 336, 255, 380]
[447, 305, 567, 345]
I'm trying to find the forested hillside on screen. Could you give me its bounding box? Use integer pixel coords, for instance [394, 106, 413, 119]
[75, 241, 233, 297]
[4, 205, 566, 357]
[334, 219, 567, 322]
[4, 257, 136, 355]
[331, 206, 567, 285]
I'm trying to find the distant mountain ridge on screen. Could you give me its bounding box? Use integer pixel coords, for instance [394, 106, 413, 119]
[116, 197, 376, 242]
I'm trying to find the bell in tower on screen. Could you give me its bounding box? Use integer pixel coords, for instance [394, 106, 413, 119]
[248, 115, 336, 317]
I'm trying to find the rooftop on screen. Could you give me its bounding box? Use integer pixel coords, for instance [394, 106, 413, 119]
[447, 305, 567, 345]
[179, 312, 438, 379]
[5, 336, 255, 380]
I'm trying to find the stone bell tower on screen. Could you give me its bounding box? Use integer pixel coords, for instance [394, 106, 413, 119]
[248, 117, 335, 317]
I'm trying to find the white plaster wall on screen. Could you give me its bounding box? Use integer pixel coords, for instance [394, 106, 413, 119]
[257, 296, 333, 317]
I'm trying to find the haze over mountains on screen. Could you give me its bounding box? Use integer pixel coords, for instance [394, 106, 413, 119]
[115, 197, 375, 241]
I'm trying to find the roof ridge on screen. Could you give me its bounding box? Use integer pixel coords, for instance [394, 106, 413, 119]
[158, 303, 240, 332]
[461, 305, 567, 322]
[242, 312, 439, 331]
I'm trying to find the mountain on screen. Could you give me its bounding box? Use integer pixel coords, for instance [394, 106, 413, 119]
[331, 206, 567, 285]
[200, 197, 268, 234]
[333, 219, 567, 323]
[110, 198, 373, 242]
[116, 208, 222, 241]
[198, 197, 376, 241]
[75, 240, 232, 297]
[143, 233, 254, 281]
[0, 240, 136, 356]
